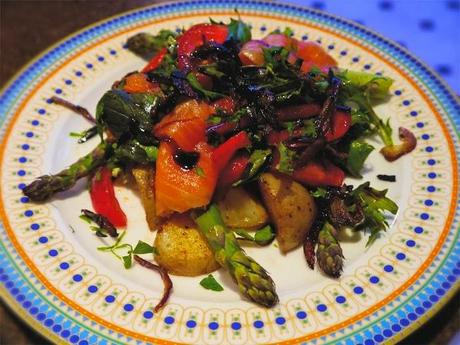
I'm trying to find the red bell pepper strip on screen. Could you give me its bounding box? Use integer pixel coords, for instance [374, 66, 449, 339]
[177, 23, 228, 69]
[213, 131, 250, 173]
[217, 153, 250, 188]
[90, 167, 127, 227]
[141, 47, 167, 73]
[177, 24, 228, 69]
[324, 111, 352, 142]
[293, 159, 345, 187]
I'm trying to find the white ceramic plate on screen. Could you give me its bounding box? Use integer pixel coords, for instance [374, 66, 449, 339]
[1, 1, 459, 344]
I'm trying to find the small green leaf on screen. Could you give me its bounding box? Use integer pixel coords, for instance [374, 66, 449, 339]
[69, 131, 84, 138]
[200, 274, 224, 291]
[234, 229, 254, 241]
[90, 226, 107, 238]
[277, 143, 295, 174]
[144, 145, 158, 161]
[311, 187, 328, 198]
[234, 226, 275, 246]
[79, 214, 92, 224]
[254, 226, 275, 245]
[282, 27, 294, 37]
[186, 73, 225, 100]
[122, 254, 133, 269]
[207, 115, 222, 125]
[133, 241, 155, 254]
[346, 140, 374, 177]
[302, 119, 317, 137]
[233, 149, 272, 186]
[195, 166, 206, 177]
[227, 18, 252, 43]
[95, 230, 108, 238]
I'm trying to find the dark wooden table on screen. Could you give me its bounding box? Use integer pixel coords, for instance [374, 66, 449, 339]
[1, 1, 459, 344]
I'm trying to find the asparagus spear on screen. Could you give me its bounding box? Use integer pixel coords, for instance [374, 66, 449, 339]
[316, 222, 344, 278]
[23, 142, 108, 202]
[195, 205, 278, 308]
[126, 30, 176, 57]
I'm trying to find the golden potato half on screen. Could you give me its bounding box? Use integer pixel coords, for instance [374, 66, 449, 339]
[259, 173, 317, 253]
[217, 187, 269, 230]
[154, 214, 219, 276]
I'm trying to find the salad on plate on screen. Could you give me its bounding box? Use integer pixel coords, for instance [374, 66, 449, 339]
[22, 17, 416, 310]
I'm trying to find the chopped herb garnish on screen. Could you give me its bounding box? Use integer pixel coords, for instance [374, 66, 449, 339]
[80, 209, 118, 237]
[133, 240, 157, 254]
[200, 274, 224, 291]
[195, 166, 206, 177]
[234, 225, 275, 246]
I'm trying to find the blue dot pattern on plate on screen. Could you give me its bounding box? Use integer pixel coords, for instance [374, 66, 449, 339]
[287, 0, 459, 92]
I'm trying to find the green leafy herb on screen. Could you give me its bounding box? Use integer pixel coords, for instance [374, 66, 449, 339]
[282, 27, 294, 37]
[126, 30, 177, 57]
[186, 73, 225, 100]
[311, 187, 328, 198]
[199, 274, 224, 291]
[227, 18, 252, 43]
[340, 70, 393, 100]
[233, 149, 272, 186]
[277, 143, 296, 173]
[69, 131, 84, 138]
[199, 64, 226, 78]
[97, 232, 135, 267]
[90, 226, 108, 238]
[133, 240, 156, 255]
[207, 115, 222, 125]
[340, 70, 394, 147]
[254, 226, 275, 245]
[69, 126, 98, 143]
[351, 182, 398, 246]
[234, 225, 275, 246]
[346, 140, 374, 177]
[195, 166, 206, 177]
[113, 140, 158, 165]
[80, 209, 118, 237]
[97, 90, 160, 145]
[302, 119, 317, 137]
[122, 254, 133, 269]
[79, 214, 92, 224]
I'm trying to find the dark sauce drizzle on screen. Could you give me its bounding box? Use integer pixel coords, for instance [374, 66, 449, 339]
[173, 150, 200, 170]
[163, 138, 200, 170]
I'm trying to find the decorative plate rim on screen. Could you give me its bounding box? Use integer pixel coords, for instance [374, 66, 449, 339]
[0, 1, 459, 344]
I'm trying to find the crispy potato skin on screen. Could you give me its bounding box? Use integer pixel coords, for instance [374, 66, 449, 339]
[259, 173, 317, 253]
[132, 166, 159, 231]
[217, 187, 269, 230]
[154, 214, 219, 276]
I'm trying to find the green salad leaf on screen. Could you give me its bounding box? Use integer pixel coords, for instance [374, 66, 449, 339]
[346, 140, 374, 177]
[227, 18, 252, 43]
[133, 240, 157, 255]
[352, 182, 398, 246]
[200, 274, 224, 291]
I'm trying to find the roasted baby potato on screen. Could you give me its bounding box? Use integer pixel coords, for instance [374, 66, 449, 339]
[154, 214, 219, 276]
[217, 187, 269, 230]
[132, 166, 159, 231]
[259, 173, 317, 253]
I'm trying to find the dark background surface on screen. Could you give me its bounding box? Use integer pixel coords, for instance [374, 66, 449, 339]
[1, 1, 459, 344]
